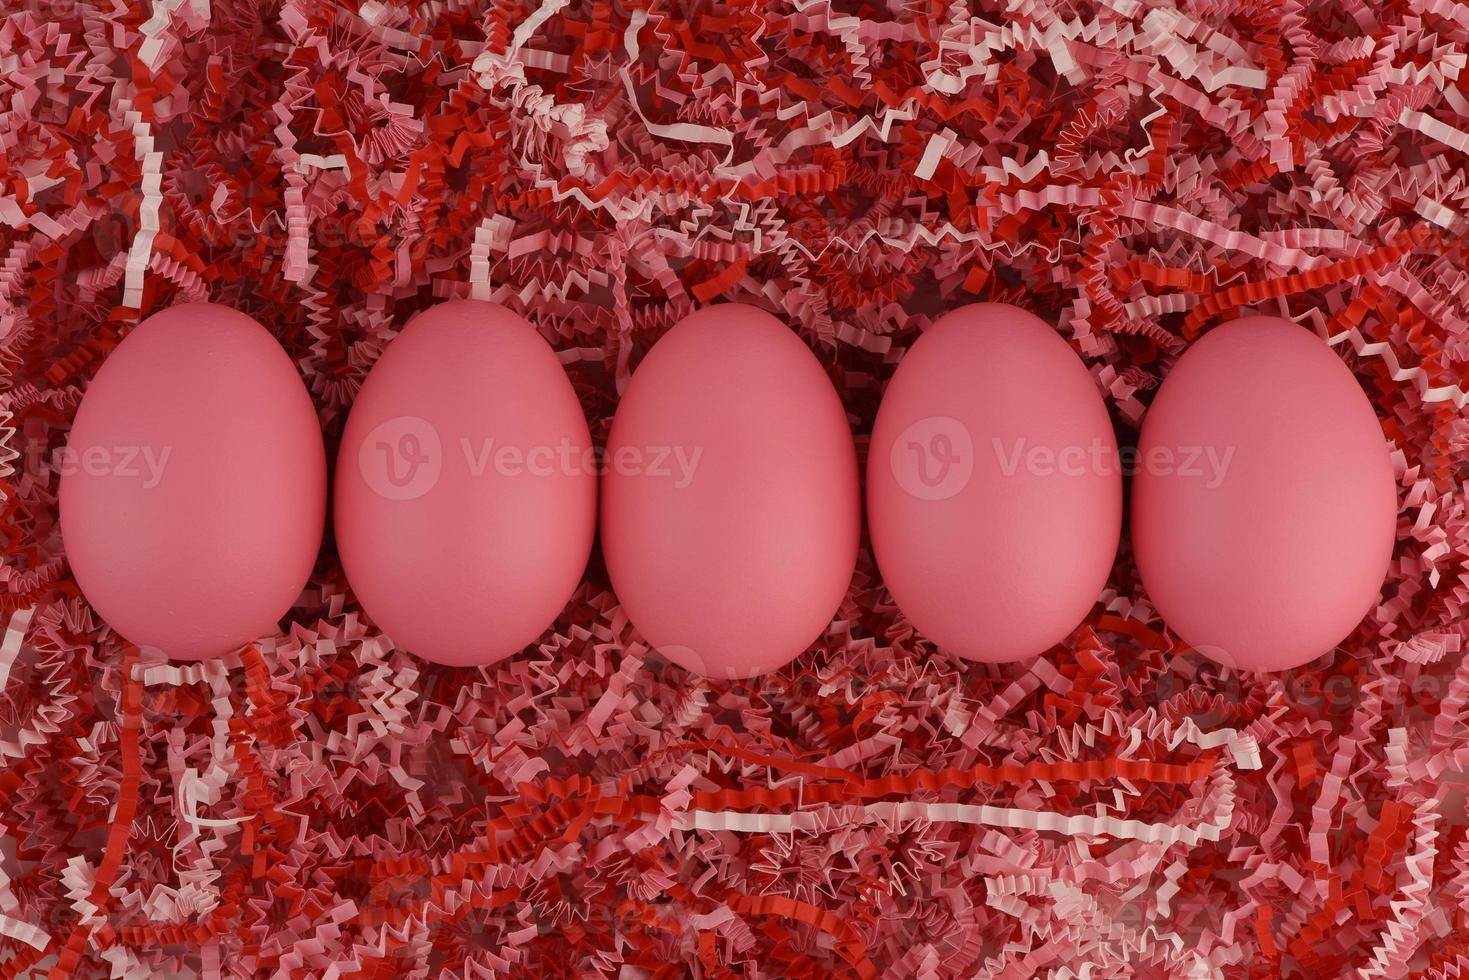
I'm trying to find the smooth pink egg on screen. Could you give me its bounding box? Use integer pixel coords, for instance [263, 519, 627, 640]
[59, 303, 326, 660]
[334, 300, 595, 667]
[867, 303, 1122, 663]
[601, 304, 860, 679]
[1132, 315, 1397, 672]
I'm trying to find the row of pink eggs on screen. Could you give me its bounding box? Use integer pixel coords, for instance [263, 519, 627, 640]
[58, 300, 1396, 677]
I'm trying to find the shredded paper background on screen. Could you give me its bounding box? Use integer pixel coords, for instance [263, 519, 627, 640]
[3, 0, 1469, 976]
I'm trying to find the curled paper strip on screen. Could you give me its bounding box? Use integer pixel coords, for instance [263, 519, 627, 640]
[680, 766, 1237, 846]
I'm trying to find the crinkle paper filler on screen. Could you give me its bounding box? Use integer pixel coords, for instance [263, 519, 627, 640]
[3, 0, 1469, 977]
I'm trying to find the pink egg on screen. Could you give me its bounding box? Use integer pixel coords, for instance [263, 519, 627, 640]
[601, 304, 859, 679]
[1132, 315, 1397, 672]
[334, 300, 595, 667]
[867, 303, 1122, 663]
[59, 303, 326, 660]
